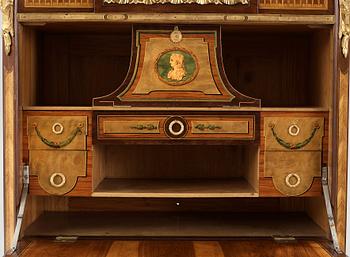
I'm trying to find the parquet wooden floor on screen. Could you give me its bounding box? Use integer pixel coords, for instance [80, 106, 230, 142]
[7, 239, 347, 257]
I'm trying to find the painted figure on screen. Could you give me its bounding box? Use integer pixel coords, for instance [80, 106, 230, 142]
[167, 53, 186, 81]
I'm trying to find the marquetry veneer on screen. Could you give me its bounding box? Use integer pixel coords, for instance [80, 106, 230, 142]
[97, 114, 256, 141]
[16, 23, 337, 248]
[23, 111, 93, 196]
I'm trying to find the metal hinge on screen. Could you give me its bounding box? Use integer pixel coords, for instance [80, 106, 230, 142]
[55, 236, 79, 243]
[322, 166, 342, 254]
[273, 235, 297, 243]
[8, 165, 30, 255]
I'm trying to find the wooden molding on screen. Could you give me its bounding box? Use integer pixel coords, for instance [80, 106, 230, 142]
[17, 13, 335, 25]
[336, 71, 349, 251]
[3, 40, 16, 252]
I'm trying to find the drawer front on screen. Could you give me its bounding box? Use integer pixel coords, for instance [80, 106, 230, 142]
[98, 115, 255, 140]
[28, 116, 87, 150]
[265, 151, 321, 196]
[30, 150, 86, 195]
[264, 117, 324, 151]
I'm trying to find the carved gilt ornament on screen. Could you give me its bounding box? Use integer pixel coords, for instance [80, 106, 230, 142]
[104, 0, 248, 5]
[340, 0, 350, 58]
[1, 0, 14, 55]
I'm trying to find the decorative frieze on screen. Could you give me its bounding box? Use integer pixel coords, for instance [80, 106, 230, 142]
[259, 0, 328, 10]
[24, 0, 93, 8]
[103, 0, 247, 5]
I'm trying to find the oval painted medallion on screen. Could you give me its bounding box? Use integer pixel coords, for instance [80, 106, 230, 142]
[156, 49, 198, 86]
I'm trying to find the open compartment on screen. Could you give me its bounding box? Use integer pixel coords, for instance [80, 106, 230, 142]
[19, 24, 333, 108]
[17, 22, 333, 247]
[22, 196, 329, 239]
[92, 144, 259, 197]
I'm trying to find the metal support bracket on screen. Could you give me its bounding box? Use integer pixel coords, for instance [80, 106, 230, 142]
[9, 165, 30, 254]
[322, 166, 342, 254]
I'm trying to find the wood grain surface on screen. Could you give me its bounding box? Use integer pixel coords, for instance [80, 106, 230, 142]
[259, 111, 328, 197]
[93, 27, 260, 107]
[8, 239, 343, 257]
[336, 68, 349, 251]
[4, 26, 17, 252]
[24, 211, 326, 238]
[23, 28, 333, 108]
[92, 178, 258, 197]
[23, 111, 93, 196]
[27, 115, 87, 150]
[97, 114, 255, 140]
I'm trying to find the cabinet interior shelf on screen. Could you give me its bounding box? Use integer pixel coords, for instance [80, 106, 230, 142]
[25, 211, 326, 238]
[92, 178, 258, 198]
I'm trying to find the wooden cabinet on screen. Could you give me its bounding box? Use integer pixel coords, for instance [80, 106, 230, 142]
[3, 2, 347, 253]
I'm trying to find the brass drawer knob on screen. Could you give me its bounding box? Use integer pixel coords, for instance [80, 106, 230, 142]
[285, 173, 301, 188]
[169, 120, 185, 136]
[164, 116, 188, 138]
[288, 124, 300, 136]
[52, 122, 64, 135]
[50, 172, 66, 188]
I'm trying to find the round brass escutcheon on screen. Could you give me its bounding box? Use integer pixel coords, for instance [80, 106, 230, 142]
[49, 172, 66, 188]
[169, 120, 185, 136]
[170, 26, 183, 43]
[52, 122, 64, 135]
[285, 173, 301, 188]
[164, 116, 188, 139]
[288, 124, 300, 136]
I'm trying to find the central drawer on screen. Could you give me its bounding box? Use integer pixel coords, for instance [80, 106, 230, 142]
[97, 114, 256, 141]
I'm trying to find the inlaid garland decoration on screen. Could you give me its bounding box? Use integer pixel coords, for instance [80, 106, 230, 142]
[130, 124, 158, 130]
[269, 122, 320, 150]
[195, 124, 222, 131]
[33, 123, 83, 149]
[104, 0, 248, 5]
[156, 49, 198, 86]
